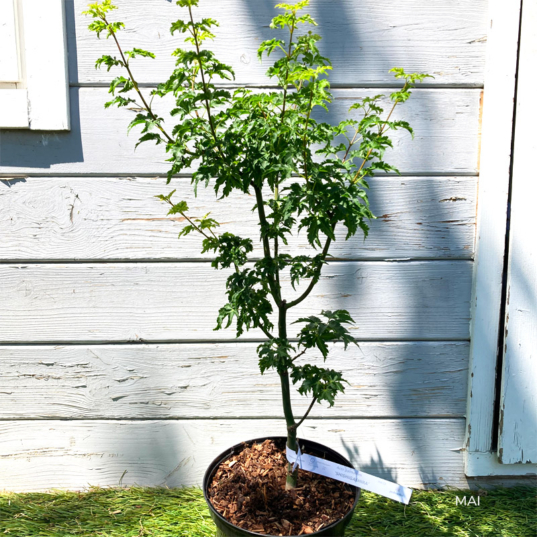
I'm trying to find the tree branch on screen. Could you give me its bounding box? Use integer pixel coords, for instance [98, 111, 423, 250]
[253, 184, 282, 306]
[103, 17, 191, 153]
[163, 200, 213, 240]
[289, 396, 318, 432]
[351, 84, 408, 183]
[280, 19, 296, 119]
[287, 229, 334, 309]
[291, 348, 307, 363]
[341, 125, 362, 163]
[187, 6, 225, 159]
[259, 323, 275, 340]
[302, 86, 315, 183]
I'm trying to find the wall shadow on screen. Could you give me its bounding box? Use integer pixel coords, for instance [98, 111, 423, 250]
[0, 89, 84, 169]
[241, 0, 474, 491]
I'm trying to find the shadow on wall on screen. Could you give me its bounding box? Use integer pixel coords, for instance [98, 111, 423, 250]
[239, 0, 468, 489]
[0, 1, 83, 170]
[341, 439, 400, 484]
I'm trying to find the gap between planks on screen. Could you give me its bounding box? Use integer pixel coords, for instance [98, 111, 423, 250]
[0, 172, 480, 179]
[0, 257, 474, 264]
[70, 82, 485, 90]
[0, 338, 470, 346]
[0, 416, 467, 422]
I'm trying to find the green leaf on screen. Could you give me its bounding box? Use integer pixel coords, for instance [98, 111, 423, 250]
[135, 132, 163, 148]
[290, 364, 348, 406]
[95, 55, 124, 71]
[124, 48, 156, 60]
[168, 201, 189, 215]
[294, 310, 358, 359]
[176, 0, 199, 7]
[257, 339, 294, 374]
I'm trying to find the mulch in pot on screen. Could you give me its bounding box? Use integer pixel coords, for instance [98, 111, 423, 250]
[207, 439, 355, 536]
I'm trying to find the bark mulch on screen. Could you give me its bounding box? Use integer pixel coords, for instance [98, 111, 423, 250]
[207, 439, 355, 536]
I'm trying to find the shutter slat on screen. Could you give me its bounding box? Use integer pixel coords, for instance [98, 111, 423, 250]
[0, 0, 21, 82]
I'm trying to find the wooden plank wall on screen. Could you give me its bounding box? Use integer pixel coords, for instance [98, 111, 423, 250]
[0, 0, 487, 491]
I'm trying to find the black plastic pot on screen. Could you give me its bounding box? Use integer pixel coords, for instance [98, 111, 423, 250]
[203, 436, 360, 537]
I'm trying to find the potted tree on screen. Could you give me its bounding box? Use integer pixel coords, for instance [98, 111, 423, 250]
[84, 1, 430, 534]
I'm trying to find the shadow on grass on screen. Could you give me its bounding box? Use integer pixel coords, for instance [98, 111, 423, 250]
[1, 486, 535, 537]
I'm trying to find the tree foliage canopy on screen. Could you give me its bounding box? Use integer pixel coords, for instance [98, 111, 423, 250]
[85, 0, 430, 478]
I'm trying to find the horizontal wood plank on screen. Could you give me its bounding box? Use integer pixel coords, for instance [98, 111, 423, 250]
[0, 176, 476, 261]
[68, 0, 488, 87]
[0, 418, 467, 491]
[0, 261, 472, 343]
[0, 342, 468, 419]
[0, 88, 480, 176]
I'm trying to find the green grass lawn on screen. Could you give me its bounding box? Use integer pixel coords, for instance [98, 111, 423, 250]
[0, 486, 535, 536]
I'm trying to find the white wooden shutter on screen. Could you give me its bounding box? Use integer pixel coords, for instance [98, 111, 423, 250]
[497, 0, 537, 466]
[0, 0, 21, 81]
[0, 0, 28, 128]
[0, 0, 70, 130]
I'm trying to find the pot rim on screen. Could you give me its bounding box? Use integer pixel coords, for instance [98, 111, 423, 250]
[202, 435, 360, 537]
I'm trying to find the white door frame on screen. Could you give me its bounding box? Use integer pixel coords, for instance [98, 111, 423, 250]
[465, 0, 537, 477]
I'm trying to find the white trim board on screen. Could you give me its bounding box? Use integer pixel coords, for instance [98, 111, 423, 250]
[467, 453, 536, 477]
[497, 0, 537, 466]
[465, 0, 537, 476]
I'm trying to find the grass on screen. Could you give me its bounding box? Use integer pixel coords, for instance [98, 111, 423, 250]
[0, 486, 535, 536]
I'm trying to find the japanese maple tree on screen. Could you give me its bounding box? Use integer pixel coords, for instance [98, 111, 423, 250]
[84, 0, 430, 489]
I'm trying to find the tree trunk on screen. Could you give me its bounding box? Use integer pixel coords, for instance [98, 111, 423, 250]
[278, 301, 298, 489]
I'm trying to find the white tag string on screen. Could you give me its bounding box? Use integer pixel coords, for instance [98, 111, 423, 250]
[291, 443, 302, 473]
[286, 445, 412, 505]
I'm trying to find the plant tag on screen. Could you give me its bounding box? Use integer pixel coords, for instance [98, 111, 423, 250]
[286, 445, 412, 504]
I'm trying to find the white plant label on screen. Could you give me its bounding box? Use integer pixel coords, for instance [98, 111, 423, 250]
[286, 445, 413, 505]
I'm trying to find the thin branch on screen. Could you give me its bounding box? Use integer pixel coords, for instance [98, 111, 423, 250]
[291, 348, 307, 362]
[253, 185, 282, 306]
[351, 84, 407, 183]
[302, 86, 315, 183]
[287, 229, 334, 309]
[254, 186, 274, 260]
[164, 200, 213, 240]
[274, 233, 281, 287]
[187, 6, 224, 158]
[259, 323, 275, 340]
[289, 396, 318, 432]
[103, 18, 191, 153]
[341, 125, 362, 163]
[280, 20, 296, 119]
